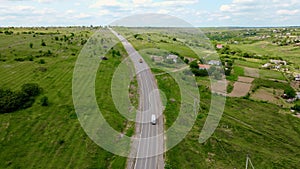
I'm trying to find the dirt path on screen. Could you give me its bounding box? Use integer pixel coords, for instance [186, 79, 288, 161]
[228, 76, 254, 97]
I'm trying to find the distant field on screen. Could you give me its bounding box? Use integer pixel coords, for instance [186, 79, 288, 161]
[235, 60, 262, 68]
[259, 69, 286, 81]
[230, 41, 300, 65]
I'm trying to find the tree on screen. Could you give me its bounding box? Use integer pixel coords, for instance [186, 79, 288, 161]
[29, 43, 33, 48]
[21, 83, 42, 97]
[191, 68, 208, 77]
[189, 60, 199, 69]
[284, 87, 296, 98]
[41, 40, 46, 46]
[40, 96, 49, 106]
[225, 68, 232, 76]
[292, 104, 300, 111]
[116, 50, 121, 56]
[39, 59, 46, 64]
[184, 58, 189, 64]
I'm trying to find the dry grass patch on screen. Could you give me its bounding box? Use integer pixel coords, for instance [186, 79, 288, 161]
[237, 76, 254, 83]
[228, 76, 254, 97]
[250, 87, 286, 106]
[228, 82, 252, 97]
[244, 67, 259, 78]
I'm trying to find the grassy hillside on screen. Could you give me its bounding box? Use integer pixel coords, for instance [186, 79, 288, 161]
[125, 27, 300, 168]
[1, 27, 300, 169]
[158, 73, 300, 168]
[0, 27, 127, 169]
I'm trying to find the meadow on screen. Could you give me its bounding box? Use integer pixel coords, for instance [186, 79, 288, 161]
[0, 27, 127, 169]
[1, 26, 300, 169]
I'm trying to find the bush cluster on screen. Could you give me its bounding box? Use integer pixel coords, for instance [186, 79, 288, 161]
[0, 83, 42, 114]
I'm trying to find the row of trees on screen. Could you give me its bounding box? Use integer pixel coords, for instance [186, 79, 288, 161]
[0, 83, 46, 114]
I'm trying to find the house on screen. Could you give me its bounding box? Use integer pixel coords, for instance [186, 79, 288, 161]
[151, 55, 163, 62]
[166, 54, 178, 63]
[198, 64, 210, 70]
[262, 63, 271, 68]
[216, 44, 223, 49]
[274, 65, 281, 70]
[208, 60, 221, 66]
[270, 59, 287, 66]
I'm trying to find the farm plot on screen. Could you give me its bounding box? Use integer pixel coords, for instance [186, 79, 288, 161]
[228, 76, 254, 97]
[243, 67, 259, 78]
[250, 87, 287, 106]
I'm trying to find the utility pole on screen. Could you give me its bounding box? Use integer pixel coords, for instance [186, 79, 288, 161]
[245, 154, 255, 169]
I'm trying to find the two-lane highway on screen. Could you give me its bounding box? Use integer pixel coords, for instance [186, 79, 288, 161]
[109, 28, 164, 169]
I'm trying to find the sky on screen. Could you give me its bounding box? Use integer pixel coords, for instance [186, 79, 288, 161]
[0, 0, 300, 27]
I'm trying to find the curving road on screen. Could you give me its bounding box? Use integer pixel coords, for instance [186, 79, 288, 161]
[109, 28, 164, 169]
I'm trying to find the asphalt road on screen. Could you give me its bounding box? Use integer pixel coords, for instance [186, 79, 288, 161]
[109, 28, 164, 169]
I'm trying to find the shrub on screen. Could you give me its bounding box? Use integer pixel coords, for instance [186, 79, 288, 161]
[4, 30, 13, 35]
[21, 83, 42, 97]
[40, 96, 49, 106]
[39, 59, 46, 64]
[189, 60, 199, 69]
[284, 87, 296, 98]
[0, 83, 42, 114]
[292, 104, 300, 111]
[14, 58, 26, 62]
[27, 56, 34, 61]
[191, 68, 208, 77]
[29, 42, 33, 48]
[41, 40, 46, 46]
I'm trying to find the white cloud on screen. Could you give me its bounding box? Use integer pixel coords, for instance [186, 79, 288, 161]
[90, 0, 198, 9]
[34, 0, 55, 3]
[232, 0, 256, 4]
[75, 13, 92, 19]
[277, 9, 299, 15]
[90, 0, 127, 8]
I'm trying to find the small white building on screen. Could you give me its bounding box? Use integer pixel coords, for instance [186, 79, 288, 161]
[208, 60, 221, 66]
[166, 54, 178, 63]
[262, 63, 271, 68]
[270, 59, 287, 66]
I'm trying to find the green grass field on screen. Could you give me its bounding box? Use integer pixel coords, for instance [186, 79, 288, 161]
[1, 27, 300, 169]
[230, 41, 300, 66]
[0, 27, 127, 169]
